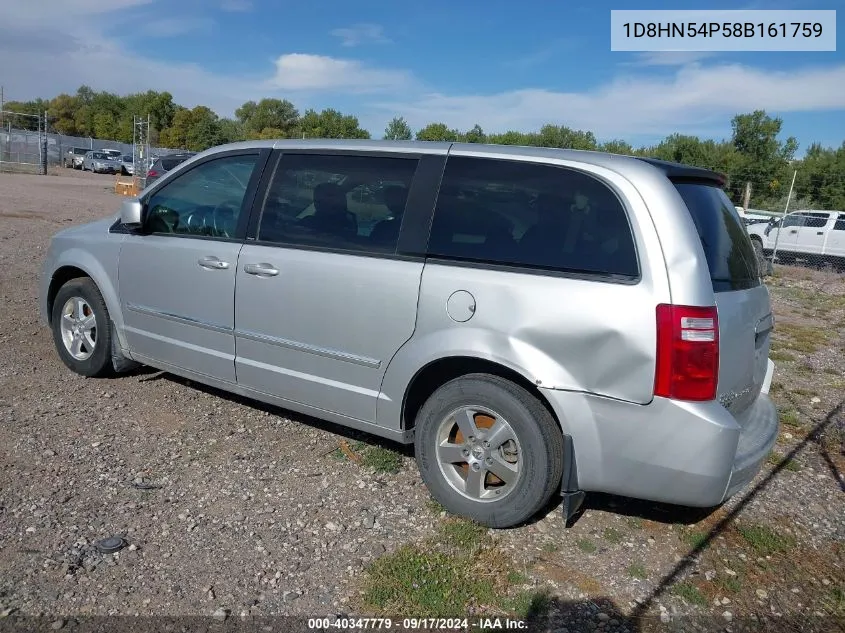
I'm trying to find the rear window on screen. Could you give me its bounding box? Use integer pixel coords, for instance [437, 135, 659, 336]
[674, 182, 761, 292]
[161, 157, 190, 171]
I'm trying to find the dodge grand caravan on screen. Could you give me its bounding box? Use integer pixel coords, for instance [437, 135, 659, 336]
[40, 140, 778, 528]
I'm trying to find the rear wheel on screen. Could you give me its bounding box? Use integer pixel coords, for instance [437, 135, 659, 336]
[414, 373, 564, 528]
[51, 278, 115, 378]
[751, 239, 772, 276]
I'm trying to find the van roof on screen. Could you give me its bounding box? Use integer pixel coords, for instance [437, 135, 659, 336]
[198, 138, 726, 186]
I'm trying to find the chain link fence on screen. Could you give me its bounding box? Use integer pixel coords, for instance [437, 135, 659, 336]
[0, 118, 178, 175]
[0, 112, 47, 174]
[747, 210, 845, 277]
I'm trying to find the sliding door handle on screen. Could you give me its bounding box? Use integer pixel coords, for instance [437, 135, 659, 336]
[243, 262, 279, 277]
[198, 256, 230, 270]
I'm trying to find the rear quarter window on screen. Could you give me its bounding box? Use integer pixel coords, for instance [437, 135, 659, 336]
[673, 182, 761, 292]
[428, 156, 639, 279]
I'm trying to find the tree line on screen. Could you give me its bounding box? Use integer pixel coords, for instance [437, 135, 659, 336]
[3, 86, 843, 211]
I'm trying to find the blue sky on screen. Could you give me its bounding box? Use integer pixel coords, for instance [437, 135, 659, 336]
[1, 0, 843, 151]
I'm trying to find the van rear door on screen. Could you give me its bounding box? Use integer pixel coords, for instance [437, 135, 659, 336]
[673, 182, 772, 418]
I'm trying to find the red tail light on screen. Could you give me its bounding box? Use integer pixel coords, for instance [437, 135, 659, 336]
[147, 169, 158, 178]
[654, 304, 719, 401]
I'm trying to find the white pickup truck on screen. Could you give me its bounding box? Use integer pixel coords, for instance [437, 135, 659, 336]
[747, 210, 845, 269]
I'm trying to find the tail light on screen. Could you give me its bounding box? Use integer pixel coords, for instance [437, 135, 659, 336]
[147, 169, 158, 178]
[654, 304, 719, 401]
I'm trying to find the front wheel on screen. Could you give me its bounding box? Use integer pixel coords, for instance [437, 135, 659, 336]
[51, 278, 115, 377]
[414, 373, 564, 528]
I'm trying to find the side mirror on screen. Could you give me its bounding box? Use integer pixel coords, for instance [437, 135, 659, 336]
[120, 198, 143, 227]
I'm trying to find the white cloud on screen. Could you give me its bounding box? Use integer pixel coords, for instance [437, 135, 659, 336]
[330, 23, 390, 47]
[368, 62, 845, 139]
[267, 54, 411, 92]
[220, 0, 253, 12]
[624, 51, 718, 67]
[140, 17, 214, 38]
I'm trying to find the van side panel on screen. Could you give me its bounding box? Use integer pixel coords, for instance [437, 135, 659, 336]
[378, 159, 675, 431]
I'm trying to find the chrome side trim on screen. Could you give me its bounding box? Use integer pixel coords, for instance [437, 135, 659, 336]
[235, 328, 381, 369]
[126, 302, 232, 334]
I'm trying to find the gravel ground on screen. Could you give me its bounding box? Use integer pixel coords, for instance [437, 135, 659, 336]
[0, 170, 842, 632]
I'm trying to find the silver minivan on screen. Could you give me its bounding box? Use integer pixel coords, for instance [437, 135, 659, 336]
[39, 140, 778, 528]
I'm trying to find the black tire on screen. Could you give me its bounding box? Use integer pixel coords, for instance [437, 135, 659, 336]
[414, 373, 564, 528]
[751, 239, 772, 276]
[51, 278, 115, 378]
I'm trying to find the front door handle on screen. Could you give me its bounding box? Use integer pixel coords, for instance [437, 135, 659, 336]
[243, 262, 279, 277]
[198, 256, 230, 270]
[817, 231, 824, 235]
[789, 229, 798, 234]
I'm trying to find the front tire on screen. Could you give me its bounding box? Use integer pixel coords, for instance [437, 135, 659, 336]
[51, 278, 115, 378]
[414, 373, 564, 528]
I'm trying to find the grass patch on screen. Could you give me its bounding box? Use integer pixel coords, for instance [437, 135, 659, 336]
[627, 562, 647, 579]
[576, 538, 597, 554]
[602, 527, 623, 544]
[682, 530, 708, 549]
[626, 517, 644, 530]
[716, 575, 742, 593]
[767, 452, 801, 471]
[439, 519, 488, 552]
[541, 542, 559, 554]
[362, 545, 495, 616]
[776, 323, 830, 354]
[769, 349, 796, 362]
[362, 530, 552, 620]
[426, 498, 445, 515]
[780, 409, 801, 428]
[508, 588, 552, 621]
[823, 587, 845, 616]
[671, 582, 707, 607]
[361, 446, 403, 474]
[736, 523, 796, 556]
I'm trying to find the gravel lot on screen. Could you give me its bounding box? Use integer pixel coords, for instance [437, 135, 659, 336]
[0, 170, 842, 632]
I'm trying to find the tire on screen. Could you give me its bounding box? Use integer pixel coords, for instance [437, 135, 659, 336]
[414, 373, 564, 528]
[751, 239, 772, 276]
[51, 278, 115, 378]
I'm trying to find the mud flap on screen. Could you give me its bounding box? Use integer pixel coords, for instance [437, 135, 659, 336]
[111, 321, 140, 374]
[560, 434, 585, 527]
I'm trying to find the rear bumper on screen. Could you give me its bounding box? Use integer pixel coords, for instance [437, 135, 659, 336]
[540, 361, 779, 508]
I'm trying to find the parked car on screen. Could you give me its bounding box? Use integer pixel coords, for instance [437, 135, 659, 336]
[120, 155, 135, 176]
[82, 151, 122, 174]
[64, 147, 89, 169]
[145, 152, 196, 187]
[39, 140, 778, 529]
[747, 210, 845, 269]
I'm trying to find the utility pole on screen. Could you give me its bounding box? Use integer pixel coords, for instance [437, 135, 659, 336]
[783, 169, 798, 215]
[0, 85, 4, 129]
[742, 181, 752, 212]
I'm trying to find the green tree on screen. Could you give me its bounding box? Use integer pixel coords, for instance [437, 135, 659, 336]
[461, 124, 486, 144]
[415, 122, 460, 141]
[47, 94, 80, 135]
[599, 139, 634, 155]
[383, 116, 412, 140]
[730, 110, 798, 205]
[236, 98, 299, 138]
[298, 108, 369, 139]
[217, 118, 246, 144]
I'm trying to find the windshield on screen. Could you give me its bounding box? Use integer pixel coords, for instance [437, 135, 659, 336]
[91, 153, 107, 160]
[674, 182, 761, 292]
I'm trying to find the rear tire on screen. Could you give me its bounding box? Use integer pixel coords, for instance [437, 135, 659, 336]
[51, 278, 115, 378]
[751, 239, 772, 276]
[414, 373, 564, 528]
